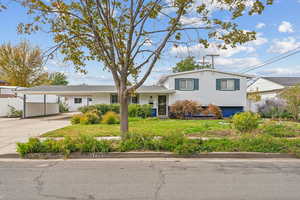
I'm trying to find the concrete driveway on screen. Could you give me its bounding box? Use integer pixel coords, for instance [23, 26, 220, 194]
[0, 114, 71, 155]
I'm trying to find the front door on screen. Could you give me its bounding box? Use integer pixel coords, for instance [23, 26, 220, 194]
[158, 95, 167, 116]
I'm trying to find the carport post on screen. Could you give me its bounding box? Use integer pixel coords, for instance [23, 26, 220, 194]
[44, 94, 46, 116]
[23, 94, 26, 118]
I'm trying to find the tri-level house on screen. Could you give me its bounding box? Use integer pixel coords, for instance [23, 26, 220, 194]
[17, 69, 252, 118]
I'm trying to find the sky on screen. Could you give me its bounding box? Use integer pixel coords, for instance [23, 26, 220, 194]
[0, 0, 300, 85]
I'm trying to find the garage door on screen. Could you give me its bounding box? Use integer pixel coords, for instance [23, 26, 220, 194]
[220, 107, 244, 118]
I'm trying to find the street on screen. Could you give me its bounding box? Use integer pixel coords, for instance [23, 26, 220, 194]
[1, 158, 300, 200]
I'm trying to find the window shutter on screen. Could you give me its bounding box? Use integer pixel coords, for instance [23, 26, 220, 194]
[216, 79, 221, 90]
[175, 79, 180, 90]
[234, 79, 240, 90]
[193, 79, 199, 90]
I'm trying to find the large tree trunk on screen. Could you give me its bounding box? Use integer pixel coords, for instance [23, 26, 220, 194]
[119, 82, 129, 138]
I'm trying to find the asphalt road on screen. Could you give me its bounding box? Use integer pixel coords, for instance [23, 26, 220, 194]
[1, 158, 300, 200]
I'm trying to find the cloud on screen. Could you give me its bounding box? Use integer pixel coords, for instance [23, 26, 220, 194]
[215, 57, 261, 69]
[255, 22, 266, 29]
[257, 66, 300, 76]
[180, 16, 206, 27]
[268, 37, 300, 54]
[278, 21, 294, 33]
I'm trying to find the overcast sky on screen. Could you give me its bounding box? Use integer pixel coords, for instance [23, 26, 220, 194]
[0, 0, 300, 85]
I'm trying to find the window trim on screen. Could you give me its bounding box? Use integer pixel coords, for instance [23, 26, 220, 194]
[178, 78, 194, 91]
[217, 78, 239, 91]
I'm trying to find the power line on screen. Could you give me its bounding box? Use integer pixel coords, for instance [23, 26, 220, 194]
[240, 46, 300, 73]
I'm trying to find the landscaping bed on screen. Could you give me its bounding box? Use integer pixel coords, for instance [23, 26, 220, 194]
[17, 134, 300, 158]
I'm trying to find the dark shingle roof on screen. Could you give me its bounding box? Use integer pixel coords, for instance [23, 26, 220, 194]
[263, 77, 300, 87]
[17, 85, 174, 94]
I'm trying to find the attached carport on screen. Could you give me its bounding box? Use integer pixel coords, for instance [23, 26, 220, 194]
[17, 86, 95, 118]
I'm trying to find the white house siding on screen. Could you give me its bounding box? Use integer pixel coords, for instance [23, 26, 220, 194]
[164, 71, 247, 108]
[247, 78, 284, 92]
[64, 93, 162, 112]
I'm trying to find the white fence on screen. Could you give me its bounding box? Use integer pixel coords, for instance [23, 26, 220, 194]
[0, 97, 23, 117]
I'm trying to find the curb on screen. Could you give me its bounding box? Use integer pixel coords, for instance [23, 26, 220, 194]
[0, 152, 297, 159]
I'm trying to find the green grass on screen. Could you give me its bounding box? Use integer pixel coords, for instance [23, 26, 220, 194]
[42, 118, 232, 137]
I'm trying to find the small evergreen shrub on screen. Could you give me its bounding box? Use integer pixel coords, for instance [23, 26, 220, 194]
[76, 135, 112, 153]
[128, 104, 152, 118]
[79, 104, 120, 115]
[70, 114, 83, 125]
[232, 112, 260, 133]
[118, 133, 156, 152]
[80, 111, 101, 125]
[102, 111, 120, 124]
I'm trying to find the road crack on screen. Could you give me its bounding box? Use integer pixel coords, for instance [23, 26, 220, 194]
[154, 167, 166, 200]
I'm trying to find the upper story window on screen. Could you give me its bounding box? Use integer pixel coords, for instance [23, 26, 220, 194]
[74, 98, 82, 104]
[216, 79, 240, 91]
[175, 78, 199, 91]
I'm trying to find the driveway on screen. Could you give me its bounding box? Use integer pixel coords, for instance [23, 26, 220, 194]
[0, 114, 71, 155]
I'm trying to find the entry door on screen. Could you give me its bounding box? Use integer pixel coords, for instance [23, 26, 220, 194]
[158, 95, 167, 116]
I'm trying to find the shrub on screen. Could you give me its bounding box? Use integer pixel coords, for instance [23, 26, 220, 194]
[102, 111, 120, 124]
[70, 114, 83, 125]
[7, 106, 22, 118]
[128, 104, 152, 118]
[118, 133, 156, 152]
[232, 112, 260, 133]
[76, 135, 112, 153]
[79, 104, 120, 115]
[169, 100, 202, 119]
[59, 102, 69, 113]
[206, 104, 223, 119]
[257, 99, 292, 119]
[156, 133, 187, 151]
[173, 139, 202, 155]
[80, 111, 101, 125]
[16, 138, 45, 157]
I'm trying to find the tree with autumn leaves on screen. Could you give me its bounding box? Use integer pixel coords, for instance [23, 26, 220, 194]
[16, 0, 273, 137]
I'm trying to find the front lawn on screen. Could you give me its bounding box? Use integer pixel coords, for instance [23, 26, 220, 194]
[42, 118, 232, 137]
[42, 117, 300, 139]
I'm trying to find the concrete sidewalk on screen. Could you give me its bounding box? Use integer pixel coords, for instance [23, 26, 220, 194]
[0, 114, 71, 155]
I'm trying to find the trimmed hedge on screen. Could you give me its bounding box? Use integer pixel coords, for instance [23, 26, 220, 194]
[79, 104, 152, 118]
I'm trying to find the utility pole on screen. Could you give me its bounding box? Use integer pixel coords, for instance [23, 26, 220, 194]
[198, 56, 209, 67]
[206, 54, 220, 69]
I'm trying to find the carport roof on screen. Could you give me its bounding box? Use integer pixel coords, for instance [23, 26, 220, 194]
[17, 85, 175, 95]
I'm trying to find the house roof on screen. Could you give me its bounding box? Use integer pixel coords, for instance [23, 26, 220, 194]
[17, 85, 175, 95]
[0, 94, 16, 98]
[158, 69, 254, 84]
[262, 77, 300, 87]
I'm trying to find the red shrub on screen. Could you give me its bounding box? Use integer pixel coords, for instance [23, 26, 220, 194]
[206, 104, 223, 119]
[170, 100, 202, 119]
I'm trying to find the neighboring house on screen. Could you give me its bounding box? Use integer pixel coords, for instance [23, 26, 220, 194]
[0, 86, 59, 117]
[247, 77, 300, 111]
[17, 69, 252, 117]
